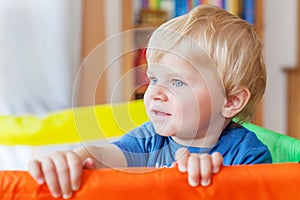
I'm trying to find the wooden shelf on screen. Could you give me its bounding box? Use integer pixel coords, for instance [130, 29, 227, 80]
[285, 1, 300, 139]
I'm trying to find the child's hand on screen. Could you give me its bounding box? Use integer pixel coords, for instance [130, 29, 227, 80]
[28, 150, 95, 199]
[175, 148, 223, 187]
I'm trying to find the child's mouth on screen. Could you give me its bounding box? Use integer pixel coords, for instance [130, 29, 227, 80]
[152, 109, 171, 117]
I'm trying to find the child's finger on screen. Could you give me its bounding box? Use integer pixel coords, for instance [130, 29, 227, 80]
[83, 157, 96, 169]
[187, 154, 200, 187]
[169, 162, 176, 168]
[175, 147, 189, 172]
[40, 157, 62, 198]
[211, 152, 223, 173]
[51, 153, 73, 199]
[66, 152, 84, 192]
[199, 153, 212, 187]
[28, 159, 45, 185]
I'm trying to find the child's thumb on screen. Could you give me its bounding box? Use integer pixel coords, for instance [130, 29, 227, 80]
[83, 157, 96, 169]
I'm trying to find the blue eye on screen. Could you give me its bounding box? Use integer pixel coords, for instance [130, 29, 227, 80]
[149, 77, 158, 85]
[172, 79, 185, 87]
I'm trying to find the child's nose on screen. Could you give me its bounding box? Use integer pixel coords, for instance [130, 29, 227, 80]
[150, 85, 168, 101]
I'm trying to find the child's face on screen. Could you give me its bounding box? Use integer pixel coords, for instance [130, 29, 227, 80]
[144, 53, 225, 142]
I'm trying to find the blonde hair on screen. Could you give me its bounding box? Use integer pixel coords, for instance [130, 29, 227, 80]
[146, 4, 266, 122]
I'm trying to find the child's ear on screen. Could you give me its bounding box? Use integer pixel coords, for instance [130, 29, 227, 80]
[222, 88, 251, 118]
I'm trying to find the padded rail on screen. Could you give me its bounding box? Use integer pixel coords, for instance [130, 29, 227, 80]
[0, 100, 148, 145]
[0, 163, 299, 200]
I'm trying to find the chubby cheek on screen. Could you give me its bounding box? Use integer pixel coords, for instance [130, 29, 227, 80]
[175, 89, 212, 137]
[175, 103, 201, 137]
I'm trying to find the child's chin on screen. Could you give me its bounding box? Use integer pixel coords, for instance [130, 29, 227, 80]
[156, 130, 175, 137]
[152, 123, 176, 137]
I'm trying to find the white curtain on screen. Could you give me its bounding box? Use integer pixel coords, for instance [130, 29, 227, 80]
[0, 0, 82, 115]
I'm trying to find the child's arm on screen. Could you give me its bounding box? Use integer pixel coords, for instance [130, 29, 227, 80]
[175, 148, 223, 187]
[28, 144, 127, 199]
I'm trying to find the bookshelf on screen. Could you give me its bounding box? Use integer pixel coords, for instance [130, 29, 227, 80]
[126, 0, 264, 125]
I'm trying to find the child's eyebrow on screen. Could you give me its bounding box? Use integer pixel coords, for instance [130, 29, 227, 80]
[167, 71, 198, 83]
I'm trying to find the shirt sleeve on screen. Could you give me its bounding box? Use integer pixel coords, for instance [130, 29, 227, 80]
[112, 122, 156, 167]
[233, 131, 273, 164]
[238, 146, 273, 164]
[219, 126, 273, 165]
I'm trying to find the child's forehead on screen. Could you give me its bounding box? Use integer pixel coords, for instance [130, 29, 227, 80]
[147, 63, 198, 81]
[149, 54, 193, 71]
[150, 53, 210, 75]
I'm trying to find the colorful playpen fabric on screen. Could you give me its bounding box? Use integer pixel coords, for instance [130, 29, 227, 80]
[0, 100, 299, 199]
[0, 164, 299, 199]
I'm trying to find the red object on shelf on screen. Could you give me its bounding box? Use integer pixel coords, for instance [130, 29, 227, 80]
[134, 48, 149, 99]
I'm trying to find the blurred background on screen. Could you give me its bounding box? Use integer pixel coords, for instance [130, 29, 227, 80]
[0, 0, 81, 115]
[0, 0, 298, 138]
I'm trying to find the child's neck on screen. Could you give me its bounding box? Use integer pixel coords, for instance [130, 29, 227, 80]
[171, 135, 219, 148]
[171, 119, 232, 148]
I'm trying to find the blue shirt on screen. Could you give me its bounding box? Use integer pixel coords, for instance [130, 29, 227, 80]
[113, 122, 272, 167]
